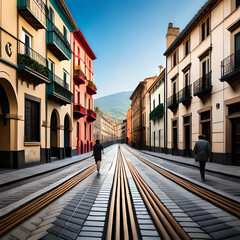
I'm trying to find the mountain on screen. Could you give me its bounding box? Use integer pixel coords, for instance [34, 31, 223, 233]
[94, 91, 132, 121]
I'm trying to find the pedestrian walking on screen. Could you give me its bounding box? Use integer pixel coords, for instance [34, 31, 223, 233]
[93, 140, 104, 172]
[193, 135, 211, 181]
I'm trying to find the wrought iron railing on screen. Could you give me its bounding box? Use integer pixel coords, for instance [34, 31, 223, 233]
[149, 103, 163, 120]
[18, 0, 47, 27]
[221, 49, 240, 77]
[48, 71, 72, 102]
[49, 71, 69, 90]
[18, 40, 48, 77]
[47, 20, 71, 50]
[193, 71, 212, 96]
[167, 92, 179, 108]
[179, 84, 192, 102]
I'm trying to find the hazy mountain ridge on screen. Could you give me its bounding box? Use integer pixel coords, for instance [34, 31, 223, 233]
[94, 91, 132, 121]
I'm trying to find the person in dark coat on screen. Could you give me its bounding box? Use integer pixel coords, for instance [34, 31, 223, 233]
[193, 135, 211, 181]
[93, 140, 104, 172]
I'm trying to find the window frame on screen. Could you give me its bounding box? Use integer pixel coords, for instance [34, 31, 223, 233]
[201, 16, 210, 42]
[24, 94, 41, 143]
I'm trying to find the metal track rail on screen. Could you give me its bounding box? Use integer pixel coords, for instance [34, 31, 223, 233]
[125, 146, 240, 218]
[105, 147, 139, 240]
[121, 148, 191, 240]
[0, 164, 96, 237]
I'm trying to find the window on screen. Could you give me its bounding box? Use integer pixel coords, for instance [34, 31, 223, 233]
[63, 70, 67, 88]
[185, 39, 189, 56]
[237, 0, 240, 8]
[172, 50, 178, 67]
[229, 103, 240, 115]
[77, 122, 79, 139]
[22, 29, 32, 56]
[49, 7, 54, 23]
[89, 60, 91, 69]
[84, 123, 87, 140]
[153, 99, 155, 109]
[201, 110, 210, 121]
[201, 57, 210, 77]
[63, 26, 67, 41]
[201, 17, 210, 41]
[89, 124, 92, 141]
[78, 47, 80, 65]
[48, 59, 55, 73]
[185, 72, 189, 87]
[25, 98, 40, 142]
[85, 93, 87, 107]
[158, 94, 161, 105]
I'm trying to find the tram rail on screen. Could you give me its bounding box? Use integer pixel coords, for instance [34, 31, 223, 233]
[124, 145, 240, 218]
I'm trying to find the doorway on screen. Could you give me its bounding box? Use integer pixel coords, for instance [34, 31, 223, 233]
[184, 116, 191, 157]
[50, 110, 59, 159]
[172, 120, 178, 155]
[64, 114, 71, 157]
[232, 118, 240, 165]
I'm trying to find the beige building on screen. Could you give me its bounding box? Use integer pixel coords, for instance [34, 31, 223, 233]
[0, 0, 77, 168]
[148, 68, 165, 152]
[164, 0, 240, 165]
[93, 110, 121, 143]
[130, 76, 157, 148]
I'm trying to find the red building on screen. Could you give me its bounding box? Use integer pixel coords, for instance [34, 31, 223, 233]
[72, 29, 97, 155]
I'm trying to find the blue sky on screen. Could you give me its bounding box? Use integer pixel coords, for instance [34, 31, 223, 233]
[65, 0, 207, 98]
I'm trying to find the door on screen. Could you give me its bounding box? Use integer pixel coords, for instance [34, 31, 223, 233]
[232, 118, 240, 166]
[235, 32, 240, 69]
[202, 122, 211, 145]
[173, 81, 176, 104]
[185, 125, 190, 155]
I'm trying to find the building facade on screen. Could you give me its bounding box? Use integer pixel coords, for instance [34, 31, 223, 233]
[164, 0, 240, 165]
[149, 69, 165, 152]
[130, 76, 156, 148]
[93, 110, 121, 144]
[0, 0, 97, 168]
[126, 106, 132, 145]
[72, 29, 97, 155]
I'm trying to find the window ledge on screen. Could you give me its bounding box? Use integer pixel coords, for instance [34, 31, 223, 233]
[24, 142, 41, 146]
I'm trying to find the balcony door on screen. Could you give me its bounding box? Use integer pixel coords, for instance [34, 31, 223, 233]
[22, 30, 32, 56]
[235, 32, 240, 70]
[202, 58, 209, 88]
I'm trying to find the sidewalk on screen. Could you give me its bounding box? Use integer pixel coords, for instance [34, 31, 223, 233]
[141, 150, 240, 178]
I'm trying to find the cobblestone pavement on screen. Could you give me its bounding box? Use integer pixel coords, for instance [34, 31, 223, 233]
[1, 144, 240, 240]
[121, 146, 240, 240]
[125, 145, 240, 198]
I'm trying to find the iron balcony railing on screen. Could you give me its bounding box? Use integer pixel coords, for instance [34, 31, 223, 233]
[221, 49, 240, 78]
[193, 71, 212, 96]
[47, 20, 71, 50]
[18, 40, 48, 77]
[149, 103, 164, 120]
[47, 71, 72, 103]
[18, 0, 47, 28]
[167, 92, 179, 109]
[179, 84, 192, 103]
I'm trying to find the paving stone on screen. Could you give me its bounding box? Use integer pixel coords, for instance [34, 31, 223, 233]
[79, 231, 102, 237]
[139, 225, 156, 230]
[210, 228, 240, 240]
[86, 216, 106, 221]
[188, 232, 212, 239]
[75, 208, 89, 215]
[183, 227, 204, 233]
[41, 233, 60, 240]
[197, 218, 223, 227]
[27, 231, 47, 240]
[84, 221, 105, 227]
[69, 217, 85, 225]
[31, 224, 54, 235]
[81, 227, 104, 232]
[9, 227, 31, 240]
[57, 214, 71, 222]
[140, 230, 159, 237]
[47, 225, 63, 237]
[138, 219, 154, 225]
[179, 222, 199, 227]
[21, 222, 38, 232]
[142, 237, 161, 240]
[65, 222, 81, 232]
[76, 237, 101, 240]
[72, 212, 87, 220]
[91, 207, 107, 212]
[60, 229, 78, 240]
[202, 223, 231, 233]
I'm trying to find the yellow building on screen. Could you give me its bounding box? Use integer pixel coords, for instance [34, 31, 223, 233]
[164, 0, 240, 165]
[0, 0, 76, 168]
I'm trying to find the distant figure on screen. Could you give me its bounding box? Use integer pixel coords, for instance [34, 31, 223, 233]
[193, 135, 211, 181]
[93, 140, 104, 172]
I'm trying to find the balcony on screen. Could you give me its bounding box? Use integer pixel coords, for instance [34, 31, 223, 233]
[179, 84, 192, 104]
[73, 104, 87, 119]
[86, 81, 97, 95]
[47, 20, 71, 61]
[149, 103, 164, 120]
[17, 41, 49, 85]
[47, 72, 73, 105]
[87, 109, 97, 122]
[167, 93, 179, 110]
[18, 0, 47, 30]
[73, 68, 86, 85]
[220, 50, 240, 84]
[193, 71, 212, 97]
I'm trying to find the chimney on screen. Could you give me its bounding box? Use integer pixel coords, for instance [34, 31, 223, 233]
[158, 65, 163, 74]
[166, 23, 179, 50]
